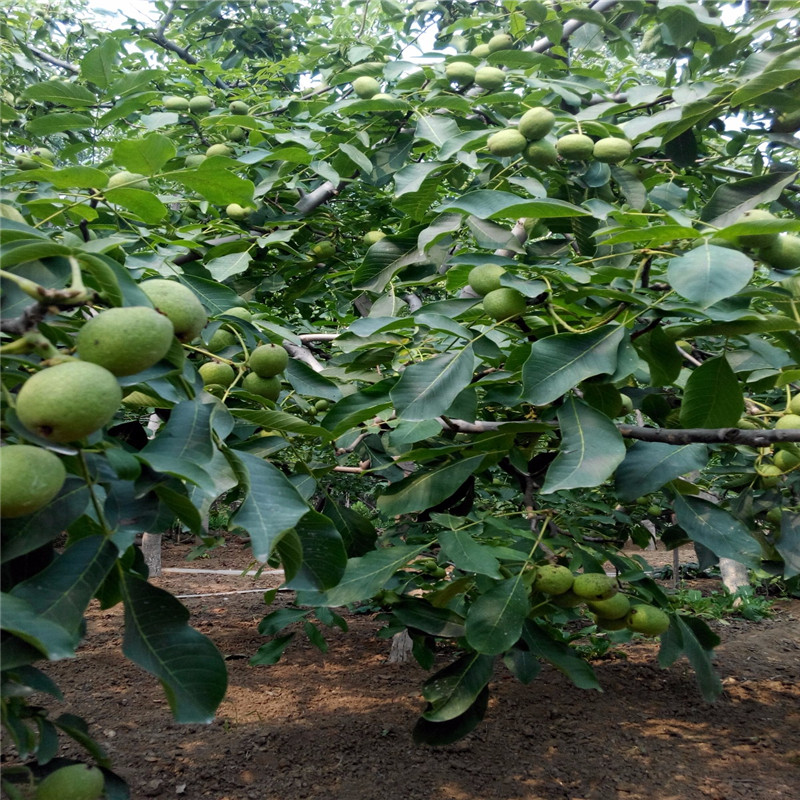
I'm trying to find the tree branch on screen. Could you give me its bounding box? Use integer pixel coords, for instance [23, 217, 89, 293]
[294, 181, 346, 214]
[531, 0, 620, 53]
[26, 45, 79, 74]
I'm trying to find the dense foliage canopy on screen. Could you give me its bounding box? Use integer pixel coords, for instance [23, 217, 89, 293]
[1, 0, 799, 791]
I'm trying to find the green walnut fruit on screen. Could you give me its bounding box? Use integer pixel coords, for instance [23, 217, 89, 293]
[189, 95, 214, 113]
[647, 504, 661, 516]
[758, 464, 783, 488]
[14, 154, 39, 170]
[184, 154, 207, 168]
[76, 306, 174, 377]
[487, 33, 514, 52]
[766, 507, 784, 525]
[789, 394, 800, 415]
[518, 107, 556, 141]
[523, 139, 558, 168]
[776, 413, 800, 429]
[487, 129, 528, 157]
[31, 147, 56, 162]
[532, 564, 574, 595]
[736, 418, 760, 429]
[35, 763, 105, 800]
[229, 125, 246, 142]
[352, 76, 380, 99]
[163, 95, 189, 111]
[556, 133, 595, 160]
[17, 361, 122, 443]
[363, 230, 387, 245]
[107, 171, 149, 190]
[0, 445, 66, 518]
[199, 361, 235, 387]
[222, 306, 252, 321]
[226, 203, 252, 221]
[471, 43, 491, 58]
[229, 100, 250, 115]
[619, 394, 634, 415]
[445, 61, 476, 85]
[737, 209, 779, 249]
[314, 398, 330, 412]
[587, 592, 631, 620]
[206, 143, 232, 158]
[592, 137, 632, 164]
[626, 604, 671, 637]
[474, 66, 505, 90]
[140, 279, 208, 343]
[774, 449, 800, 471]
[249, 343, 289, 378]
[468, 263, 506, 296]
[571, 573, 617, 601]
[312, 240, 336, 260]
[759, 235, 800, 271]
[482, 287, 526, 320]
[207, 328, 237, 353]
[242, 372, 281, 400]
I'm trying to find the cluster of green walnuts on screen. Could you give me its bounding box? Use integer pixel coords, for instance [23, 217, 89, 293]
[529, 565, 672, 637]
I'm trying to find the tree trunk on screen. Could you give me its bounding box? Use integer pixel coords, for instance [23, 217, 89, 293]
[141, 532, 162, 577]
[719, 557, 749, 600]
[388, 631, 413, 664]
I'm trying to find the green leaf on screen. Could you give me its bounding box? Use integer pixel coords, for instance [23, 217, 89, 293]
[8, 166, 108, 189]
[667, 244, 753, 308]
[80, 39, 118, 89]
[412, 686, 489, 746]
[298, 544, 429, 607]
[523, 621, 601, 690]
[338, 143, 372, 173]
[104, 188, 168, 223]
[392, 599, 466, 638]
[121, 571, 227, 723]
[415, 115, 462, 148]
[230, 407, 331, 439]
[0, 240, 73, 266]
[615, 442, 708, 501]
[522, 325, 626, 406]
[26, 113, 94, 135]
[319, 379, 394, 437]
[672, 495, 762, 568]
[775, 511, 800, 578]
[421, 653, 494, 721]
[113, 133, 176, 175]
[284, 359, 342, 402]
[205, 251, 252, 282]
[633, 325, 683, 386]
[378, 455, 483, 517]
[10, 536, 117, 637]
[700, 172, 799, 228]
[227, 450, 310, 562]
[390, 346, 475, 421]
[0, 594, 76, 663]
[730, 45, 800, 106]
[438, 530, 503, 578]
[438, 190, 589, 220]
[249, 633, 295, 665]
[180, 275, 243, 314]
[679, 356, 743, 428]
[173, 168, 255, 207]
[282, 510, 347, 591]
[659, 615, 722, 702]
[138, 400, 215, 492]
[322, 499, 377, 557]
[542, 397, 626, 494]
[464, 578, 529, 655]
[21, 80, 96, 107]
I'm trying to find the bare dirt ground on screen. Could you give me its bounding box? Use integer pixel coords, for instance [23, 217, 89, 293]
[5, 541, 800, 800]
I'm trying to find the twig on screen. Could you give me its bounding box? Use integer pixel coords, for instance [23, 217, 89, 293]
[26, 45, 79, 74]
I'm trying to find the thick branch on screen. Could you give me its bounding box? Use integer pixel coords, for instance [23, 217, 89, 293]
[146, 32, 229, 91]
[294, 181, 346, 215]
[26, 45, 79, 74]
[532, 0, 620, 53]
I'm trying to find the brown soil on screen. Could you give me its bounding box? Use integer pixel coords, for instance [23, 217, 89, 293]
[6, 541, 800, 800]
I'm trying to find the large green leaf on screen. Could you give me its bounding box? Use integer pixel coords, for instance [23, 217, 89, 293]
[438, 530, 503, 578]
[700, 172, 799, 228]
[103, 187, 168, 223]
[523, 621, 601, 691]
[10, 536, 117, 637]
[667, 244, 753, 308]
[542, 397, 626, 494]
[392, 599, 466, 639]
[378, 455, 483, 516]
[438, 190, 589, 220]
[322, 499, 377, 557]
[0, 595, 76, 663]
[227, 451, 310, 562]
[80, 39, 118, 89]
[230, 407, 331, 439]
[113, 133, 176, 175]
[139, 400, 215, 493]
[464, 577, 529, 655]
[421, 653, 494, 721]
[659, 615, 722, 702]
[615, 442, 708, 501]
[633, 325, 683, 386]
[26, 112, 94, 135]
[282, 510, 347, 591]
[522, 325, 626, 406]
[173, 167, 255, 206]
[775, 511, 800, 579]
[412, 687, 489, 746]
[298, 544, 429, 607]
[672, 495, 762, 568]
[391, 346, 475, 421]
[679, 356, 743, 428]
[415, 115, 462, 148]
[121, 571, 227, 724]
[319, 379, 395, 437]
[21, 80, 96, 107]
